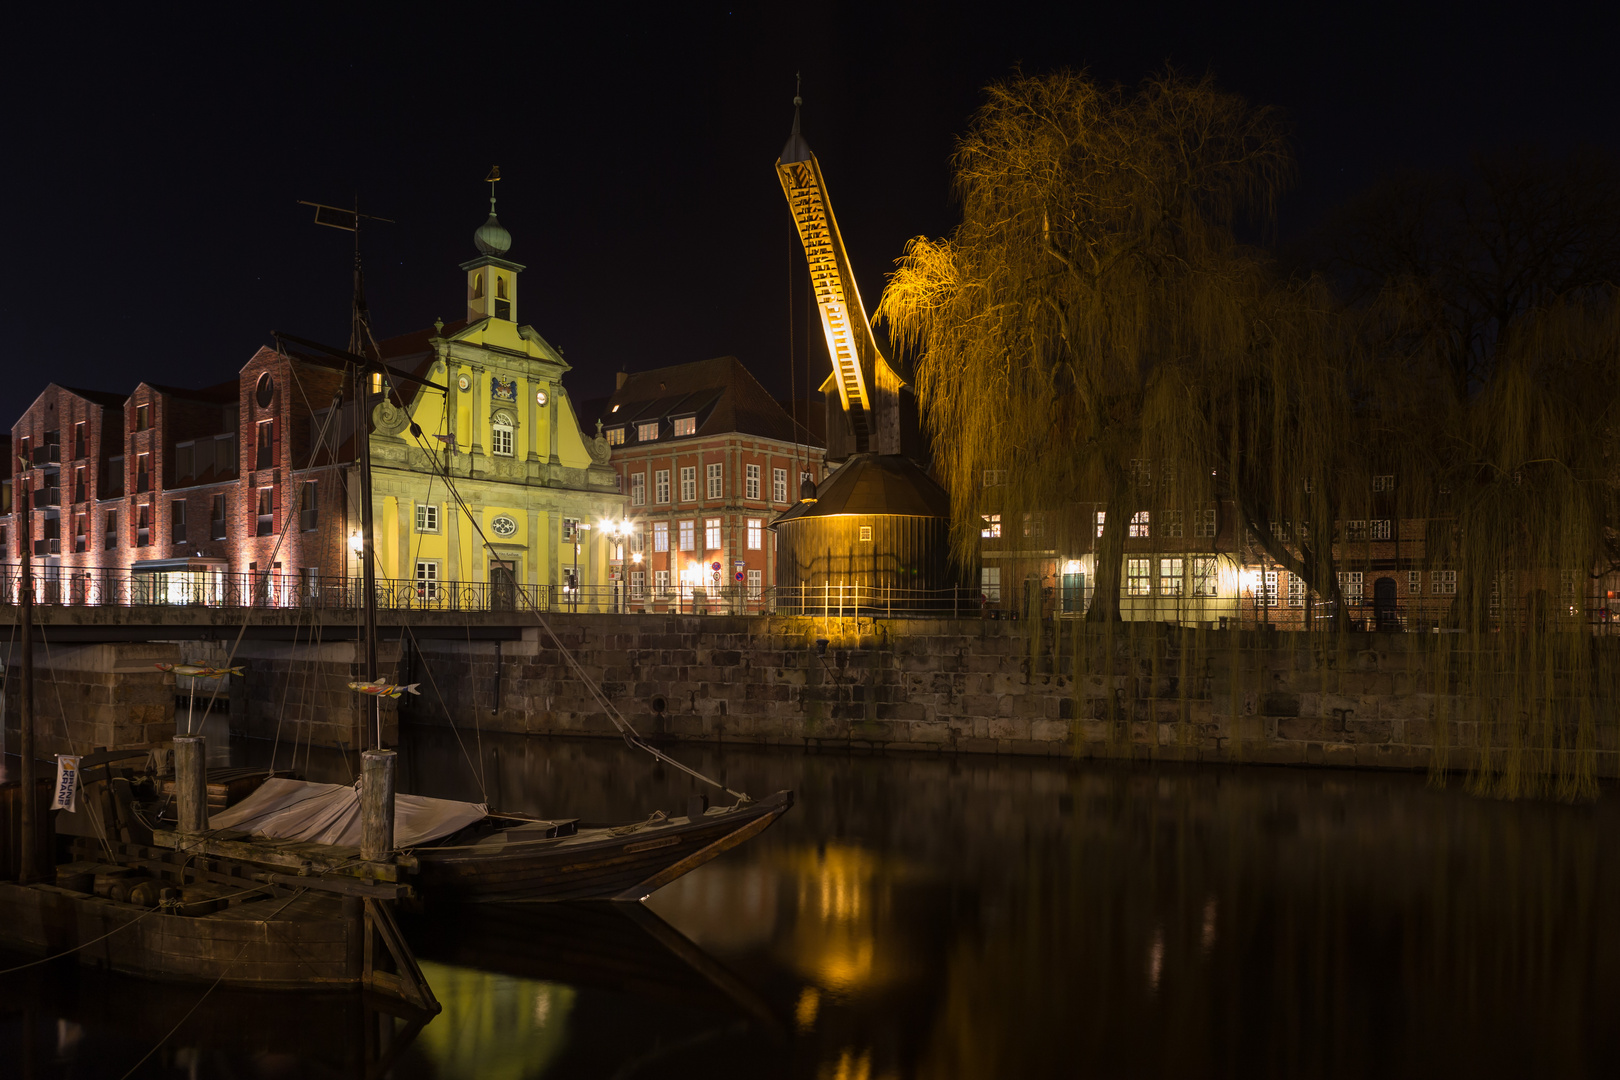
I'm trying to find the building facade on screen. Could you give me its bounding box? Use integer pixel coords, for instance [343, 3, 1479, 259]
[0, 197, 623, 610]
[592, 357, 824, 612]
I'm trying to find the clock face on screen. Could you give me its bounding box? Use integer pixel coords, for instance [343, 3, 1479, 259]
[457, 375, 470, 392]
[490, 514, 518, 538]
[535, 389, 548, 406]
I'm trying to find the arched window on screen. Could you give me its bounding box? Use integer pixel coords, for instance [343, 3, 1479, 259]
[472, 273, 484, 299]
[491, 410, 514, 456]
[496, 276, 508, 300]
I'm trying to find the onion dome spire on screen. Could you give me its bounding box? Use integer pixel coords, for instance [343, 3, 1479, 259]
[473, 165, 512, 255]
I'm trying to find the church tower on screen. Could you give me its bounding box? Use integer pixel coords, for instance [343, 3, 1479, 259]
[461, 167, 525, 324]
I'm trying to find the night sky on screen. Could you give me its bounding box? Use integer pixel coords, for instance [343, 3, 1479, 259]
[3, 4, 1615, 428]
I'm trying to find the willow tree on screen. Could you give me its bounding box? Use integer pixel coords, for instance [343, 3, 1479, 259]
[877, 69, 1291, 620]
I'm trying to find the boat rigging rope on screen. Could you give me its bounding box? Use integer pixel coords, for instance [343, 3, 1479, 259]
[406, 425, 751, 803]
[401, 620, 488, 801]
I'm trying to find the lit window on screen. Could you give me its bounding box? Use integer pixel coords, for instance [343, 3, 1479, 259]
[745, 464, 761, 500]
[1096, 510, 1106, 537]
[773, 468, 788, 503]
[655, 469, 670, 503]
[746, 569, 762, 599]
[655, 569, 670, 595]
[491, 411, 514, 456]
[747, 518, 763, 549]
[706, 462, 723, 500]
[416, 503, 439, 532]
[1194, 508, 1216, 538]
[680, 467, 696, 501]
[1258, 571, 1279, 607]
[981, 513, 1001, 539]
[416, 561, 439, 601]
[981, 566, 1001, 602]
[1129, 511, 1150, 538]
[653, 521, 669, 552]
[630, 569, 645, 597]
[1338, 571, 1364, 603]
[679, 520, 695, 551]
[1126, 558, 1152, 595]
[1192, 557, 1218, 597]
[630, 473, 646, 506]
[859, 525, 873, 542]
[704, 518, 721, 549]
[562, 517, 579, 542]
[673, 416, 696, 437]
[637, 421, 659, 441]
[606, 427, 625, 446]
[1159, 558, 1184, 596]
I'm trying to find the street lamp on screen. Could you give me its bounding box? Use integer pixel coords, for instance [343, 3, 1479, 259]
[600, 518, 634, 613]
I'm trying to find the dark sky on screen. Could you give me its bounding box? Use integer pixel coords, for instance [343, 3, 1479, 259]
[3, 3, 1615, 427]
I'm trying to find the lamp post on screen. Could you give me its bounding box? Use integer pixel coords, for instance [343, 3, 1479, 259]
[600, 518, 634, 614]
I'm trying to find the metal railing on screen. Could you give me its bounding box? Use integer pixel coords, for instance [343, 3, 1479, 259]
[0, 564, 1611, 631]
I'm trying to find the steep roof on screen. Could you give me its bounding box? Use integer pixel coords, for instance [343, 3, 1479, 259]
[59, 386, 129, 409]
[596, 356, 822, 447]
[773, 453, 949, 525]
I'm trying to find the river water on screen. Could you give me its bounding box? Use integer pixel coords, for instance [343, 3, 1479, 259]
[5, 726, 1619, 1078]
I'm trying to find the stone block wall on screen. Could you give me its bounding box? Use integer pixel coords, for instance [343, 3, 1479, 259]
[1, 641, 181, 758]
[394, 615, 1620, 778]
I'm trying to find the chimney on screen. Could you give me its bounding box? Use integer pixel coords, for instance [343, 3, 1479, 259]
[615, 371, 629, 390]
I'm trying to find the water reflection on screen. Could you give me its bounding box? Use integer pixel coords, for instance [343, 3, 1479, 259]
[6, 723, 1620, 1078]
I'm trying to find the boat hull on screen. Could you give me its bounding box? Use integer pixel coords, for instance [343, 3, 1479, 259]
[0, 882, 359, 988]
[412, 789, 793, 904]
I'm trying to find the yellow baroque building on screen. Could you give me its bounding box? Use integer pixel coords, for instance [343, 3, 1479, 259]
[362, 195, 625, 609]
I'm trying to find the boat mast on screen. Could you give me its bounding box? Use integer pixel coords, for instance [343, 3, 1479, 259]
[348, 196, 381, 749]
[16, 475, 35, 882]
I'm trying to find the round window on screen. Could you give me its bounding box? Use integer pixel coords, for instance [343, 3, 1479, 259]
[255, 373, 275, 409]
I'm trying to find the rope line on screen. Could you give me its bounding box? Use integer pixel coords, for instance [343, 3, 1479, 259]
[404, 425, 749, 802]
[115, 937, 253, 1080]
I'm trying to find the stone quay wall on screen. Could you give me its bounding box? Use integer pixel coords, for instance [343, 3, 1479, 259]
[2, 641, 182, 758]
[388, 614, 1620, 778]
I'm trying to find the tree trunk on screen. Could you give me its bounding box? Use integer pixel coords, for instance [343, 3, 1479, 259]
[1086, 473, 1133, 623]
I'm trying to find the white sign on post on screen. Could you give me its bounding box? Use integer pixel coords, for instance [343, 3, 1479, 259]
[52, 754, 81, 813]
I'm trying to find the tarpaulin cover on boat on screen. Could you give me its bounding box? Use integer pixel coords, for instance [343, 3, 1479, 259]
[208, 778, 487, 847]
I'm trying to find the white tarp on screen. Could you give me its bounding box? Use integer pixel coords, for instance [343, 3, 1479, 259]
[208, 777, 487, 848]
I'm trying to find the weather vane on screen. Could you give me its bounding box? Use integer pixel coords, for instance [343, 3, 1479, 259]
[486, 165, 500, 211]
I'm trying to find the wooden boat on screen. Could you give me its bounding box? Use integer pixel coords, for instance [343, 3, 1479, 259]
[411, 790, 794, 904]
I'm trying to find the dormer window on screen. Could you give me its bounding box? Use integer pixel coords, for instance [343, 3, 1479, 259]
[673, 416, 696, 437]
[491, 410, 515, 456]
[605, 427, 625, 446]
[636, 421, 659, 441]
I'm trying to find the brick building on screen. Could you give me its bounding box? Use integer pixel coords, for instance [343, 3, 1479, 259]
[590, 357, 824, 611]
[0, 193, 622, 608]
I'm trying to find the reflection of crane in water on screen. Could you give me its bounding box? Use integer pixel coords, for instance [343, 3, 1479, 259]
[776, 84, 918, 464]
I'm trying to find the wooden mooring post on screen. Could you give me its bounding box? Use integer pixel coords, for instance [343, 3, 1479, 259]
[173, 734, 208, 835]
[361, 749, 395, 861]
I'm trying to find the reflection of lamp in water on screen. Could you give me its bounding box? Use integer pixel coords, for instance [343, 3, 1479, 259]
[784, 843, 887, 995]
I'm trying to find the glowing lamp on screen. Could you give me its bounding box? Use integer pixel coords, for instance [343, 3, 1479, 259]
[348, 531, 363, 555]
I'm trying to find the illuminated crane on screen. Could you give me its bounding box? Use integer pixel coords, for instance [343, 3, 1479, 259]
[777, 91, 909, 459]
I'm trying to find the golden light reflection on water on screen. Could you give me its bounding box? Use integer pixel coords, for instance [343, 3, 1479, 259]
[415, 961, 575, 1080]
[784, 843, 888, 995]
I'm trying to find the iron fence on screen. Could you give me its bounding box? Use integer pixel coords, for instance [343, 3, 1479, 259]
[0, 564, 1613, 632]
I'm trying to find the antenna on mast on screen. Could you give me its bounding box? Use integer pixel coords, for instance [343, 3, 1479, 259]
[296, 198, 396, 358]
